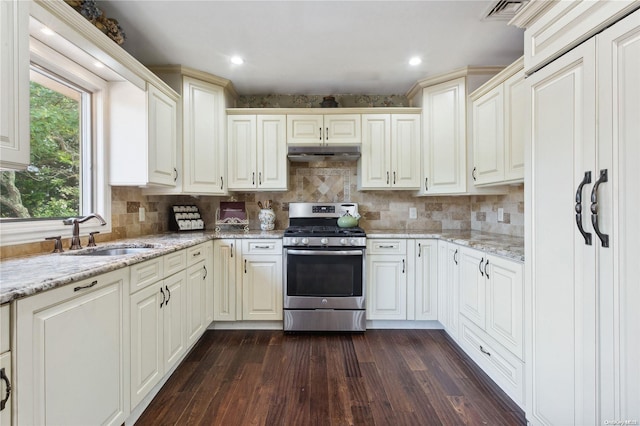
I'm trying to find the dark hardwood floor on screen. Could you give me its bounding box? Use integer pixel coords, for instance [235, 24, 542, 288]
[136, 329, 525, 426]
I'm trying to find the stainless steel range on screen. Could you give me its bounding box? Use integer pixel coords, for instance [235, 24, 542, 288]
[283, 202, 366, 332]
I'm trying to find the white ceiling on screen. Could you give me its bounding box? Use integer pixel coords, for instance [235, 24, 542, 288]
[96, 0, 525, 95]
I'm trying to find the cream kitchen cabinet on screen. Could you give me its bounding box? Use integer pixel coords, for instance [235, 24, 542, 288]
[414, 240, 438, 320]
[109, 81, 179, 187]
[457, 246, 524, 406]
[241, 240, 283, 321]
[227, 114, 288, 191]
[185, 243, 212, 348]
[0, 0, 29, 171]
[470, 58, 525, 186]
[523, 8, 640, 425]
[358, 114, 421, 190]
[213, 239, 240, 321]
[146, 68, 231, 195]
[437, 241, 461, 340]
[1, 304, 11, 426]
[129, 253, 187, 409]
[287, 114, 361, 145]
[366, 239, 408, 320]
[16, 269, 129, 426]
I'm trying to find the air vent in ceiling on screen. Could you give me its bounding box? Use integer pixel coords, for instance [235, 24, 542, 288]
[482, 0, 528, 21]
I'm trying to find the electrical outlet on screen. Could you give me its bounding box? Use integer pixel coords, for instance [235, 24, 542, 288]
[409, 207, 417, 219]
[139, 207, 145, 222]
[498, 208, 504, 222]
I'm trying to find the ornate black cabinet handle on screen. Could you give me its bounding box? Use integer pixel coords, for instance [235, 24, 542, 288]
[203, 265, 208, 279]
[230, 243, 233, 257]
[479, 257, 484, 276]
[386, 172, 390, 185]
[425, 177, 428, 191]
[252, 172, 255, 185]
[74, 280, 97, 292]
[575, 171, 593, 245]
[173, 168, 178, 182]
[402, 259, 405, 274]
[0, 367, 11, 411]
[220, 177, 224, 190]
[479, 345, 491, 357]
[590, 169, 610, 248]
[484, 259, 490, 279]
[259, 172, 262, 186]
[453, 249, 458, 265]
[160, 287, 166, 308]
[393, 171, 396, 185]
[319, 127, 322, 141]
[418, 243, 422, 257]
[165, 285, 171, 305]
[472, 167, 477, 181]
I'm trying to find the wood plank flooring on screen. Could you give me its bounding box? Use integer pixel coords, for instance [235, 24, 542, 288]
[136, 329, 525, 426]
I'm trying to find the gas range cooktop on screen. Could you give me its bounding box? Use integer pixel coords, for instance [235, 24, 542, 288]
[284, 202, 366, 247]
[284, 225, 366, 237]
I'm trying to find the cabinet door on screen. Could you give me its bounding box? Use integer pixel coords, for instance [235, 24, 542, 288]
[147, 84, 177, 186]
[130, 282, 163, 409]
[204, 241, 214, 324]
[421, 78, 467, 194]
[504, 70, 526, 182]
[162, 272, 186, 373]
[213, 239, 239, 321]
[17, 270, 129, 426]
[472, 86, 504, 185]
[485, 255, 523, 359]
[415, 240, 438, 320]
[367, 255, 407, 320]
[597, 12, 640, 422]
[182, 77, 226, 194]
[359, 114, 391, 189]
[242, 254, 283, 321]
[257, 115, 288, 190]
[324, 114, 361, 144]
[0, 0, 29, 170]
[186, 262, 206, 348]
[287, 115, 323, 145]
[391, 114, 421, 189]
[526, 40, 597, 426]
[228, 115, 257, 190]
[459, 247, 486, 329]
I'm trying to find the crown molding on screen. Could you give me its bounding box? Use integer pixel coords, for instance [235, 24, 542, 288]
[406, 66, 504, 100]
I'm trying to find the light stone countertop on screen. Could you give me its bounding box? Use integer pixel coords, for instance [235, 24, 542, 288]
[0, 229, 522, 304]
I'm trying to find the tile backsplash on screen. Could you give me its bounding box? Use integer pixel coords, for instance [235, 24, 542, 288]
[0, 164, 524, 259]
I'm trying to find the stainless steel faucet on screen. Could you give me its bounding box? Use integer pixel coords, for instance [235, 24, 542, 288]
[62, 213, 107, 250]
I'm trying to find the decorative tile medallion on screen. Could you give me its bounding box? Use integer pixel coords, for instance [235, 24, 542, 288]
[295, 168, 350, 202]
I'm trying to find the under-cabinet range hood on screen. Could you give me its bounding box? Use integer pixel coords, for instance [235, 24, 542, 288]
[287, 145, 361, 162]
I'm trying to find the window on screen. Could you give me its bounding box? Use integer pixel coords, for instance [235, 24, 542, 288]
[0, 36, 110, 246]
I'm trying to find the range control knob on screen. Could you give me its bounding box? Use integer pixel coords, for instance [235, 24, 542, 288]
[320, 238, 329, 245]
[340, 238, 348, 245]
[301, 238, 309, 245]
[291, 238, 299, 245]
[350, 239, 358, 246]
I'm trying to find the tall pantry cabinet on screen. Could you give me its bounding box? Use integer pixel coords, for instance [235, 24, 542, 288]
[524, 8, 640, 426]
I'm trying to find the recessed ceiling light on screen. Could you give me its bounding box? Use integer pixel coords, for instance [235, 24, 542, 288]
[409, 57, 422, 66]
[230, 56, 244, 65]
[40, 27, 55, 36]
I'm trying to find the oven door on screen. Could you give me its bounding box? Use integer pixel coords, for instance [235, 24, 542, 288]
[284, 247, 365, 310]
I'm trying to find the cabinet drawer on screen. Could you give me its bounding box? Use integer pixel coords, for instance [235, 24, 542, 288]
[367, 239, 406, 255]
[242, 239, 282, 254]
[130, 257, 163, 294]
[1, 304, 9, 353]
[458, 317, 524, 408]
[186, 243, 208, 267]
[164, 250, 187, 276]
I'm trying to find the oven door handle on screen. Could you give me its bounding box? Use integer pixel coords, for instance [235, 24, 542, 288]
[286, 249, 363, 256]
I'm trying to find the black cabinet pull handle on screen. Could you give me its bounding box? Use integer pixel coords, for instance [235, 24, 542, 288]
[480, 345, 491, 357]
[472, 167, 477, 181]
[230, 243, 233, 257]
[575, 171, 593, 245]
[259, 172, 262, 186]
[393, 171, 396, 185]
[74, 280, 97, 292]
[0, 367, 11, 411]
[479, 257, 484, 276]
[387, 171, 390, 185]
[425, 177, 428, 191]
[220, 176, 224, 190]
[203, 265, 207, 279]
[325, 127, 329, 141]
[319, 127, 322, 141]
[173, 167, 178, 182]
[453, 249, 458, 265]
[160, 286, 166, 308]
[418, 243, 422, 257]
[165, 285, 171, 305]
[484, 259, 490, 279]
[590, 169, 609, 248]
[244, 259, 247, 273]
[252, 172, 255, 185]
[402, 259, 405, 274]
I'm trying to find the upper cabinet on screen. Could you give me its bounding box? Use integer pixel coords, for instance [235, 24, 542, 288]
[410, 68, 507, 196]
[287, 114, 361, 145]
[109, 81, 179, 187]
[358, 113, 421, 190]
[0, 0, 30, 170]
[470, 58, 525, 186]
[145, 67, 236, 195]
[227, 114, 288, 191]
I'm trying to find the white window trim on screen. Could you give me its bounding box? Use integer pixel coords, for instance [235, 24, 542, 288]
[0, 37, 111, 247]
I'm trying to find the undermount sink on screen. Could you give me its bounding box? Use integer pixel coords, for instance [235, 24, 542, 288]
[65, 245, 157, 256]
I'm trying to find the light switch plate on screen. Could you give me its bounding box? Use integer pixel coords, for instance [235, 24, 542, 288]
[409, 207, 417, 219]
[498, 208, 504, 222]
[139, 207, 145, 222]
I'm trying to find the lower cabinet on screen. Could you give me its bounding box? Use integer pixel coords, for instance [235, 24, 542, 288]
[437, 241, 461, 339]
[366, 238, 438, 321]
[185, 243, 212, 348]
[16, 269, 129, 426]
[214, 239, 283, 322]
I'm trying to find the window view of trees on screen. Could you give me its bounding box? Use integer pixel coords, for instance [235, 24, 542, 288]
[0, 70, 83, 220]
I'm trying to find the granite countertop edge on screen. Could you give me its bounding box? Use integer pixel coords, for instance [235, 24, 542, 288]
[1, 229, 522, 304]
